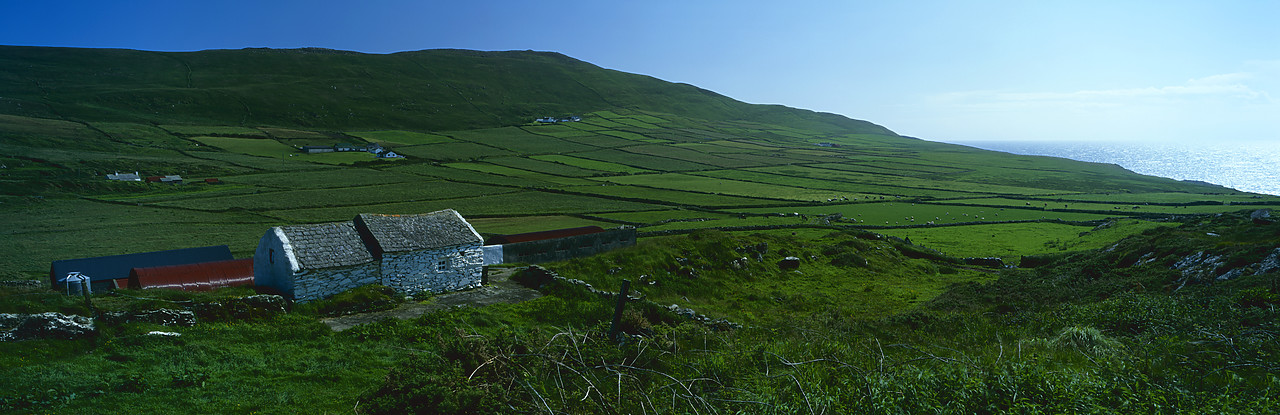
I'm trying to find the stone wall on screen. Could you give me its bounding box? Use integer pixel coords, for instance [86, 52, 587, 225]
[381, 244, 483, 295]
[501, 228, 636, 264]
[292, 262, 380, 302]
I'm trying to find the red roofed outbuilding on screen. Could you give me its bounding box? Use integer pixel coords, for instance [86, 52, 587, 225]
[129, 258, 255, 291]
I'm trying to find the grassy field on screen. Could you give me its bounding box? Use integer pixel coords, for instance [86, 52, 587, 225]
[467, 215, 617, 236]
[348, 130, 453, 145]
[392, 142, 514, 161]
[938, 197, 1280, 215]
[733, 202, 1120, 225]
[876, 221, 1163, 260]
[443, 162, 597, 185]
[160, 125, 268, 137]
[190, 136, 298, 158]
[151, 181, 517, 211]
[592, 173, 876, 202]
[217, 168, 420, 189]
[564, 184, 788, 207]
[531, 154, 652, 174]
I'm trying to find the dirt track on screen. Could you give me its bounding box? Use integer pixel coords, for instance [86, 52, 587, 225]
[321, 267, 541, 331]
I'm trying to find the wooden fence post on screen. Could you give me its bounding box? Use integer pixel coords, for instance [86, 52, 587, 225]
[608, 279, 631, 342]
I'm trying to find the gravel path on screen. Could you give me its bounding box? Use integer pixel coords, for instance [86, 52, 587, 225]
[321, 267, 541, 331]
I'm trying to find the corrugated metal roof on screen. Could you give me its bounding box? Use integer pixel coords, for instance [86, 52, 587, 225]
[354, 209, 482, 255]
[49, 245, 234, 288]
[129, 258, 254, 291]
[485, 226, 606, 245]
[278, 221, 374, 269]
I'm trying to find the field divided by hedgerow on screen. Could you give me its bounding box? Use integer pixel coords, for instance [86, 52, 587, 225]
[530, 154, 651, 174]
[160, 125, 268, 137]
[265, 190, 666, 223]
[592, 173, 877, 202]
[733, 202, 1119, 225]
[563, 184, 788, 207]
[443, 162, 597, 185]
[348, 130, 452, 145]
[877, 219, 1179, 260]
[486, 156, 604, 177]
[151, 181, 517, 211]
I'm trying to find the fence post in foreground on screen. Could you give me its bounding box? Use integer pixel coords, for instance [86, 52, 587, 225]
[608, 279, 631, 342]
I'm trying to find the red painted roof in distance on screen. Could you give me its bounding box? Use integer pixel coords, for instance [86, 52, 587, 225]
[485, 226, 605, 245]
[128, 258, 254, 291]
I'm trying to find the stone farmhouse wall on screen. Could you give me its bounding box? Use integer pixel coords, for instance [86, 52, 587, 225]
[501, 228, 636, 264]
[381, 244, 484, 294]
[293, 262, 380, 302]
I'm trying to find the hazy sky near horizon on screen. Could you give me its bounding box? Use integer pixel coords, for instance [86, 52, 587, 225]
[3, 0, 1277, 143]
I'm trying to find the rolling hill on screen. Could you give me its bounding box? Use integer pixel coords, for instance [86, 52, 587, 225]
[1, 45, 1276, 277]
[0, 46, 892, 134]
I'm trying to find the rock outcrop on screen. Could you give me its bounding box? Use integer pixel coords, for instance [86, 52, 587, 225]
[0, 312, 96, 341]
[99, 308, 197, 327]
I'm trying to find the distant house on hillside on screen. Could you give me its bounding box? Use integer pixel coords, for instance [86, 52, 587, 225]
[535, 115, 582, 123]
[253, 209, 484, 302]
[334, 143, 362, 152]
[301, 146, 335, 154]
[49, 246, 235, 291]
[106, 171, 142, 181]
[144, 175, 183, 184]
[378, 151, 404, 159]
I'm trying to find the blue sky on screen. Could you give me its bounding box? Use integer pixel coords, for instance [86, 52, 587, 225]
[3, 0, 1277, 143]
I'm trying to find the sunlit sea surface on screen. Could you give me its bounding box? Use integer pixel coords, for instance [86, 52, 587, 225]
[952, 141, 1280, 196]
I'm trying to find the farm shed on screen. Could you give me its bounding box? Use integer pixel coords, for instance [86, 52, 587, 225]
[49, 246, 234, 291]
[106, 171, 141, 181]
[128, 258, 255, 291]
[253, 209, 485, 302]
[487, 226, 636, 264]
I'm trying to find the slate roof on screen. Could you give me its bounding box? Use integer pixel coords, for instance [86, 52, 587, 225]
[278, 221, 374, 269]
[355, 209, 482, 254]
[49, 245, 233, 287]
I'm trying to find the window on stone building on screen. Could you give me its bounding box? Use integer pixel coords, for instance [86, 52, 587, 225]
[437, 259, 448, 272]
[269, 249, 275, 265]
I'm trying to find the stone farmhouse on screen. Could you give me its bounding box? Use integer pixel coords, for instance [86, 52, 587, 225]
[253, 209, 484, 302]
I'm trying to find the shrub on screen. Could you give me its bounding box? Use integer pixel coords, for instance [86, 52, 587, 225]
[302, 285, 401, 317]
[1049, 326, 1123, 356]
[360, 354, 508, 415]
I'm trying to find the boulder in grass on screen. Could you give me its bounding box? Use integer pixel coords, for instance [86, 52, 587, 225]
[1252, 209, 1272, 225]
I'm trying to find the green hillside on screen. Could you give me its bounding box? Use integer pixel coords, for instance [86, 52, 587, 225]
[0, 46, 892, 134]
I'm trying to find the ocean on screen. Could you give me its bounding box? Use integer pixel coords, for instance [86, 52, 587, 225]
[951, 140, 1280, 196]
